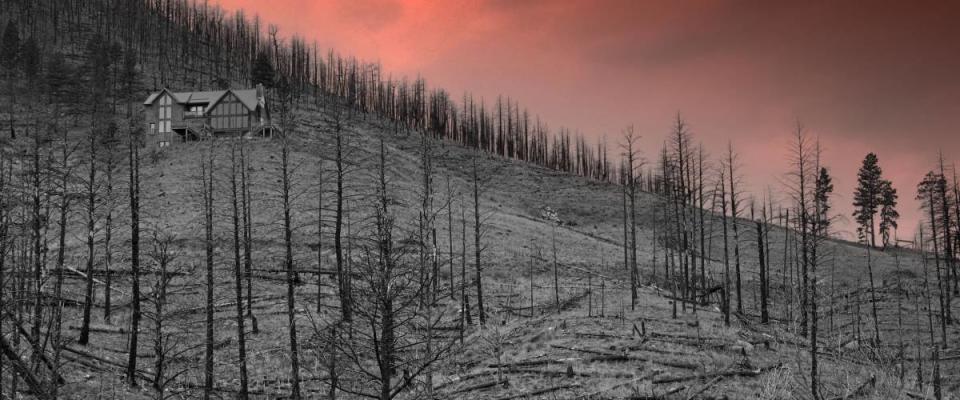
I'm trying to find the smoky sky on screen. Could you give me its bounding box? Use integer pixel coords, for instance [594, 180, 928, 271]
[217, 0, 960, 239]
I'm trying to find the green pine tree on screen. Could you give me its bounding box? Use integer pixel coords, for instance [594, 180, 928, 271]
[2, 21, 21, 139]
[20, 36, 40, 82]
[251, 51, 275, 88]
[815, 167, 834, 235]
[43, 52, 73, 103]
[853, 153, 883, 248]
[0, 21, 20, 72]
[878, 179, 899, 248]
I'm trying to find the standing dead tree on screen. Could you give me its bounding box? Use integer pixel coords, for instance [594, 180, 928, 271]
[936, 155, 954, 326]
[809, 142, 833, 400]
[752, 201, 769, 324]
[78, 127, 100, 345]
[725, 143, 744, 315]
[239, 134, 258, 333]
[472, 156, 485, 325]
[719, 168, 731, 326]
[918, 171, 949, 346]
[125, 121, 143, 386]
[199, 141, 216, 399]
[331, 137, 455, 400]
[144, 228, 192, 394]
[466, 153, 506, 327]
[785, 125, 813, 338]
[620, 126, 641, 310]
[277, 80, 302, 399]
[332, 108, 353, 324]
[102, 124, 119, 324]
[229, 139, 249, 399]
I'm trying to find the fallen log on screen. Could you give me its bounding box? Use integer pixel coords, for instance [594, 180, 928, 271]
[2, 312, 65, 384]
[168, 296, 282, 318]
[684, 376, 722, 400]
[574, 331, 629, 340]
[624, 344, 689, 356]
[61, 346, 153, 382]
[504, 367, 597, 378]
[548, 345, 700, 370]
[252, 268, 336, 276]
[825, 375, 875, 400]
[434, 370, 499, 391]
[653, 362, 783, 385]
[487, 357, 581, 368]
[628, 384, 687, 399]
[582, 371, 662, 398]
[49, 267, 186, 278]
[67, 324, 126, 334]
[550, 344, 618, 356]
[493, 383, 581, 400]
[452, 379, 507, 394]
[588, 354, 700, 370]
[0, 334, 53, 400]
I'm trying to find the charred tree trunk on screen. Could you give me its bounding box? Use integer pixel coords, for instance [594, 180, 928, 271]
[79, 130, 97, 345]
[720, 171, 730, 326]
[756, 218, 768, 323]
[472, 157, 485, 325]
[317, 160, 324, 313]
[230, 141, 249, 399]
[927, 192, 948, 346]
[103, 148, 114, 323]
[334, 122, 351, 323]
[281, 138, 302, 399]
[727, 145, 743, 315]
[240, 138, 257, 333]
[201, 145, 215, 399]
[125, 133, 141, 386]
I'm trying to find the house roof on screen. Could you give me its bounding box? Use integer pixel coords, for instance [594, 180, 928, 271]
[205, 89, 259, 113]
[144, 88, 261, 113]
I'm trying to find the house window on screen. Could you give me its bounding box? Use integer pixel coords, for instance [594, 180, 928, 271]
[158, 95, 172, 134]
[210, 93, 249, 131]
[150, 123, 156, 134]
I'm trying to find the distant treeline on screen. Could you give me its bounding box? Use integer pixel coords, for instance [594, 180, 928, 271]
[1, 0, 617, 182]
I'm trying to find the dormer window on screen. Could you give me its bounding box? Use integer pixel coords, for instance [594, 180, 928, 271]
[186, 105, 204, 117]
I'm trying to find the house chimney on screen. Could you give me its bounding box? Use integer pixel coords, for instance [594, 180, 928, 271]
[256, 83, 266, 124]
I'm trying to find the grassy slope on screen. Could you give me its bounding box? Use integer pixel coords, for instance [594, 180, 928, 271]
[51, 99, 959, 399]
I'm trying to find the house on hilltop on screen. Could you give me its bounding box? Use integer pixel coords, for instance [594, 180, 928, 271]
[143, 84, 276, 147]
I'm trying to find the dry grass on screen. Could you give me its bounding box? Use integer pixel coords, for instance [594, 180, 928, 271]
[41, 101, 958, 399]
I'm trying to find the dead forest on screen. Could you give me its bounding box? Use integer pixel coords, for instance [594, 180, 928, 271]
[0, 1, 958, 399]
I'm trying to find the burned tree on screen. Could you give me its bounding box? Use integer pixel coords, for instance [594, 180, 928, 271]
[810, 153, 833, 400]
[331, 137, 454, 399]
[125, 121, 143, 386]
[199, 142, 216, 399]
[621, 126, 641, 309]
[726, 142, 744, 315]
[278, 81, 302, 399]
[229, 139, 250, 399]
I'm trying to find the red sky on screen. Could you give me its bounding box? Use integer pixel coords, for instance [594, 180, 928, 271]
[216, 0, 960, 241]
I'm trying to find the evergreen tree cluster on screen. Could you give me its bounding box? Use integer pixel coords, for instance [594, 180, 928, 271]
[853, 153, 899, 248]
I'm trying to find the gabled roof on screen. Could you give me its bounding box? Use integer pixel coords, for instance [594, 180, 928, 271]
[144, 88, 261, 113]
[204, 89, 260, 114]
[143, 88, 177, 105]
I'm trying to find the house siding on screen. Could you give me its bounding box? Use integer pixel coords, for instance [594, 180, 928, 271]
[208, 92, 252, 132]
[143, 87, 268, 148]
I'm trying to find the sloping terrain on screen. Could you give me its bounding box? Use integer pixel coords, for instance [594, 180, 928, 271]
[1, 2, 956, 397]
[40, 99, 957, 399]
